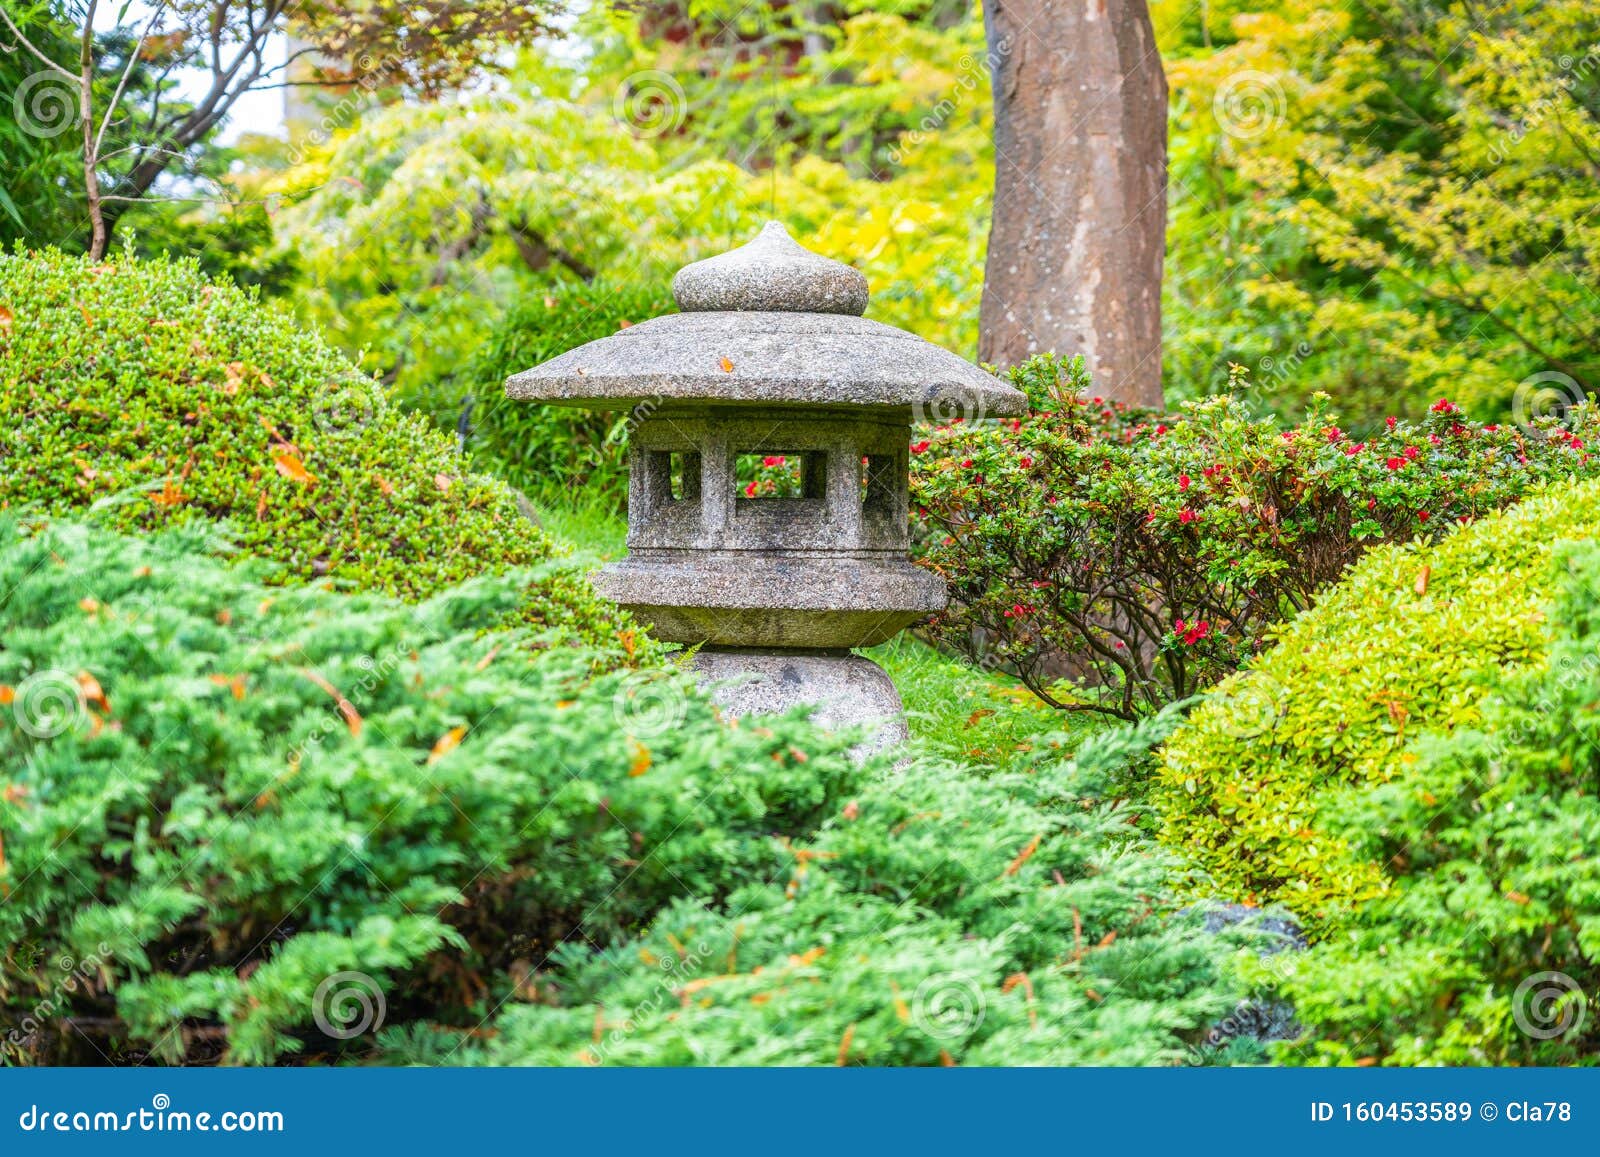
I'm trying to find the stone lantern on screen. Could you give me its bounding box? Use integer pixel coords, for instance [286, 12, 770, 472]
[505, 222, 1026, 753]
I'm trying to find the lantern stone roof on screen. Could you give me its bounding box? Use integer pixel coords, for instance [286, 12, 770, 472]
[505, 222, 1027, 418]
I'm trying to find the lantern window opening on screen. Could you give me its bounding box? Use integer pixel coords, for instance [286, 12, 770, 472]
[735, 450, 826, 501]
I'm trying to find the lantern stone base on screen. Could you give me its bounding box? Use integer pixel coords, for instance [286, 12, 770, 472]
[688, 646, 908, 761]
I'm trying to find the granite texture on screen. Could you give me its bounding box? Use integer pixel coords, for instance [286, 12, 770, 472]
[592, 554, 944, 648]
[689, 647, 908, 760]
[504, 310, 1025, 418]
[673, 221, 870, 316]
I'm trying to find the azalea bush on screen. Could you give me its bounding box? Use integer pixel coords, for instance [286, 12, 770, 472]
[912, 355, 1600, 717]
[0, 517, 861, 1065]
[1260, 540, 1600, 1065]
[1156, 479, 1600, 918]
[0, 248, 624, 645]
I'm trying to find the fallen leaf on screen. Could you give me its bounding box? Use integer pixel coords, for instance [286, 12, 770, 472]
[428, 726, 467, 766]
[628, 738, 652, 777]
[0, 305, 12, 337]
[374, 476, 394, 497]
[965, 708, 996, 728]
[1414, 565, 1431, 596]
[273, 451, 314, 485]
[836, 1023, 855, 1066]
[77, 672, 108, 711]
[719, 356, 734, 373]
[434, 473, 453, 493]
[1505, 890, 1531, 905]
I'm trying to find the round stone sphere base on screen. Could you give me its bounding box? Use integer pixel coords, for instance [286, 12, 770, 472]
[688, 647, 907, 761]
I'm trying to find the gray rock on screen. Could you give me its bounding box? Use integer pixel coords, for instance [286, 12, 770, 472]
[672, 221, 870, 315]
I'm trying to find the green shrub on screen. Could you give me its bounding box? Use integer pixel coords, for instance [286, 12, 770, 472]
[1156, 479, 1600, 918]
[0, 248, 622, 644]
[912, 356, 1600, 718]
[379, 713, 1269, 1067]
[1259, 541, 1600, 1065]
[0, 517, 862, 1064]
[459, 278, 675, 505]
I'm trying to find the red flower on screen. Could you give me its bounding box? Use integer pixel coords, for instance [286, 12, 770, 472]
[1326, 426, 1344, 443]
[1486, 424, 1500, 432]
[910, 440, 931, 454]
[744, 480, 759, 498]
[1417, 510, 1429, 521]
[961, 458, 974, 468]
[1178, 508, 1199, 524]
[1386, 416, 1398, 430]
[762, 455, 786, 468]
[1385, 457, 1404, 471]
[1430, 398, 1457, 413]
[1019, 455, 1034, 469]
[1403, 445, 1420, 460]
[1179, 473, 1192, 492]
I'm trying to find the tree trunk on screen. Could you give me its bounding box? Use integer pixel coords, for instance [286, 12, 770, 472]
[978, 0, 1167, 407]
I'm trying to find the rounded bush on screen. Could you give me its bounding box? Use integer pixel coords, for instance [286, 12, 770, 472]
[462, 278, 676, 504]
[1156, 479, 1600, 918]
[0, 249, 622, 643]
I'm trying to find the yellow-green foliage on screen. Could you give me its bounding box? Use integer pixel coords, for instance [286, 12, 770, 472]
[1156, 479, 1600, 917]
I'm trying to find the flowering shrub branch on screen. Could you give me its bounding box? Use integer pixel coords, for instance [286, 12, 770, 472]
[911, 355, 1600, 717]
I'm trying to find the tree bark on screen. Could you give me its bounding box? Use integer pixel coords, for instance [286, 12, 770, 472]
[979, 0, 1167, 407]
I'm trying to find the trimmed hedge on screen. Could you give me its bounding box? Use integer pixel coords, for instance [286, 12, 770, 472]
[1155, 479, 1600, 918]
[461, 278, 675, 504]
[0, 249, 624, 644]
[1260, 541, 1600, 1065]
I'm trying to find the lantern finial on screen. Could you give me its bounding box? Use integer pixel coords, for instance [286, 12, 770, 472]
[671, 220, 869, 316]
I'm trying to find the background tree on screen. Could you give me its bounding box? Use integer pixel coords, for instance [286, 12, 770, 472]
[978, 0, 1168, 405]
[0, 0, 561, 257]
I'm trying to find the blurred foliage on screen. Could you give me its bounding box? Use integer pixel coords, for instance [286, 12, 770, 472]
[461, 278, 675, 507]
[1159, 0, 1600, 424]
[0, 516, 860, 1064]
